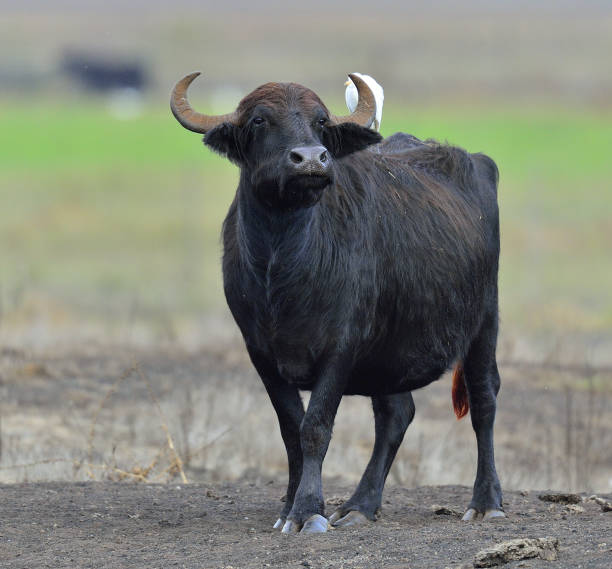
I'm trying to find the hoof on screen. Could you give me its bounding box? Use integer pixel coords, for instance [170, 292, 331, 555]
[462, 508, 505, 521]
[281, 519, 300, 534]
[281, 515, 328, 534]
[300, 514, 329, 533]
[281, 520, 300, 533]
[273, 518, 285, 529]
[329, 510, 369, 527]
[484, 509, 506, 520]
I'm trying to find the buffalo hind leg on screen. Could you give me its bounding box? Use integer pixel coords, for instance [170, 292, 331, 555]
[329, 392, 415, 527]
[247, 348, 305, 528]
[462, 312, 505, 520]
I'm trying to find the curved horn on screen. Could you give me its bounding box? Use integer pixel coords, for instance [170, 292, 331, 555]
[331, 73, 377, 128]
[170, 72, 237, 134]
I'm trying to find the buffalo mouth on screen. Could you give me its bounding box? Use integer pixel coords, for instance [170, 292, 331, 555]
[280, 174, 332, 206]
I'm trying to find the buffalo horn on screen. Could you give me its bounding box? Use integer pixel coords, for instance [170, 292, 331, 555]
[170, 72, 237, 134]
[331, 73, 377, 128]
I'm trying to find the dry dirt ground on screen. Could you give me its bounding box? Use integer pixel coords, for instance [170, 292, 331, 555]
[1, 481, 611, 568]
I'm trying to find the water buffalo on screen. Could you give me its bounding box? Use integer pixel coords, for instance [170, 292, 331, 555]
[171, 72, 504, 533]
[62, 52, 148, 93]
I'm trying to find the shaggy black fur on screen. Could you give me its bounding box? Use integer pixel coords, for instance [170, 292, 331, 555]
[202, 82, 503, 528]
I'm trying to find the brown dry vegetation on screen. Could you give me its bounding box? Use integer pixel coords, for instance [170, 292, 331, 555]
[1, 338, 610, 494]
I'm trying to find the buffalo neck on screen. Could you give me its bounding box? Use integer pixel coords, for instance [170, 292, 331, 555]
[235, 173, 321, 267]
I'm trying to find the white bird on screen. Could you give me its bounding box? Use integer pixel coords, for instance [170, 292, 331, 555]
[344, 73, 384, 131]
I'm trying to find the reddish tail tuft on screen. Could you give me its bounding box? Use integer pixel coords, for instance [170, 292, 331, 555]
[452, 362, 469, 419]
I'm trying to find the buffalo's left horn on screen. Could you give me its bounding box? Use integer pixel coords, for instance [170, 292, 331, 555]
[170, 72, 237, 134]
[331, 73, 377, 128]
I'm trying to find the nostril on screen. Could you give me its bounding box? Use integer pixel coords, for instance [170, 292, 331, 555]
[289, 151, 303, 164]
[319, 150, 328, 164]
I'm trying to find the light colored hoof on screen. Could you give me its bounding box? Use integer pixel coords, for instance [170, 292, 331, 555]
[462, 508, 505, 521]
[328, 510, 342, 525]
[484, 509, 506, 520]
[273, 518, 285, 529]
[329, 510, 369, 527]
[281, 519, 300, 533]
[300, 514, 329, 533]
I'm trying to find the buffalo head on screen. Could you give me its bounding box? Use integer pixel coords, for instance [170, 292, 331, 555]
[171, 73, 382, 208]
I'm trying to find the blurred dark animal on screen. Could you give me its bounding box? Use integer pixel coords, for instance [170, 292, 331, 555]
[61, 52, 147, 92]
[171, 72, 504, 533]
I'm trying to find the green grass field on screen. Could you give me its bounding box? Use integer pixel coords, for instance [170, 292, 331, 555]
[1, 101, 610, 340]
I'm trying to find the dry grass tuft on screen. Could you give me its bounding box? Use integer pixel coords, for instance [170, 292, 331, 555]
[1, 361, 190, 484]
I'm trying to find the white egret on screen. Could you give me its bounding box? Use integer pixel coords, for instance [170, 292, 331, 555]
[344, 73, 384, 131]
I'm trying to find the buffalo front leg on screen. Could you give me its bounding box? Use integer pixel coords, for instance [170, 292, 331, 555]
[462, 312, 505, 521]
[281, 358, 349, 534]
[247, 348, 305, 529]
[329, 392, 415, 527]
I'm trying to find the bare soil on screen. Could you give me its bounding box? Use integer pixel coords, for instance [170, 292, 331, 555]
[1, 481, 611, 568]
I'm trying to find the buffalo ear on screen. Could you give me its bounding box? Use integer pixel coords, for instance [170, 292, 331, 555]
[204, 123, 242, 163]
[323, 123, 382, 159]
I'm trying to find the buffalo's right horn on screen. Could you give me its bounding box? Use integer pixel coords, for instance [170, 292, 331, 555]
[331, 73, 377, 128]
[170, 72, 237, 134]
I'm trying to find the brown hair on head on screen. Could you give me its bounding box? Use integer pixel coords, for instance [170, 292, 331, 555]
[236, 82, 330, 124]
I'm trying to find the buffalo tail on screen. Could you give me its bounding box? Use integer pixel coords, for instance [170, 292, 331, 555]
[452, 361, 469, 419]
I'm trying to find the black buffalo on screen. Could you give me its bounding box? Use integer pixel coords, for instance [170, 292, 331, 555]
[62, 52, 148, 93]
[171, 73, 504, 533]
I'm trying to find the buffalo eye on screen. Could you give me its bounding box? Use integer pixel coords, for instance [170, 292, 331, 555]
[317, 117, 328, 126]
[252, 116, 265, 126]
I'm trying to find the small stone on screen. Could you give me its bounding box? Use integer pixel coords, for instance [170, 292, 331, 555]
[158, 514, 183, 527]
[587, 495, 612, 512]
[326, 495, 348, 506]
[431, 504, 461, 516]
[205, 489, 220, 499]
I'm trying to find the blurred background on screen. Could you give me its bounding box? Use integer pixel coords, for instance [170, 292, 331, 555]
[0, 1, 610, 492]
